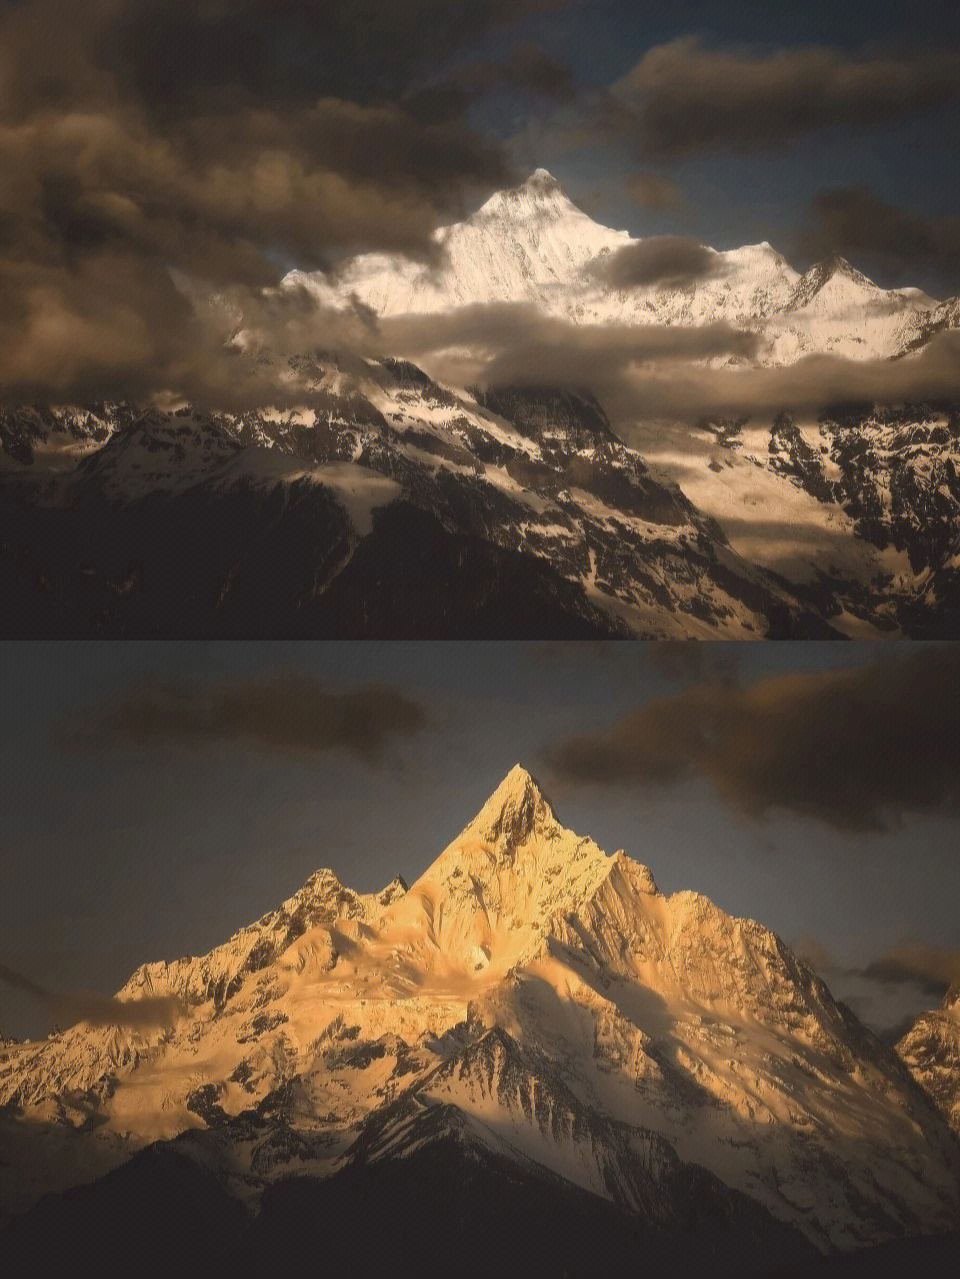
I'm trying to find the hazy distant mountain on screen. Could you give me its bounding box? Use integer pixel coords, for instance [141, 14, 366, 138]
[2, 768, 958, 1274]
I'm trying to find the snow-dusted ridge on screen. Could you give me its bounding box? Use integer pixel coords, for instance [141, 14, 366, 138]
[2, 767, 958, 1252]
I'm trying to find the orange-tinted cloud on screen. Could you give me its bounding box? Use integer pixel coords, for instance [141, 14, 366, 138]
[0, 963, 182, 1032]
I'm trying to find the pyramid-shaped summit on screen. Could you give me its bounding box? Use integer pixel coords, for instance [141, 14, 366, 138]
[790, 252, 884, 310]
[472, 167, 579, 222]
[468, 763, 560, 847]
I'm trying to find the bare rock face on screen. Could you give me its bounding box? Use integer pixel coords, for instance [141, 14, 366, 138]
[2, 767, 959, 1260]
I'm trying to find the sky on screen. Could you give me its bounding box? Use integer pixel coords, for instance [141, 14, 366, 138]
[1, 0, 959, 410]
[473, 1, 960, 296]
[2, 640, 959, 1040]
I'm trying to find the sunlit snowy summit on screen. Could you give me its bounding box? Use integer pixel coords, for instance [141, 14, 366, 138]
[2, 767, 958, 1270]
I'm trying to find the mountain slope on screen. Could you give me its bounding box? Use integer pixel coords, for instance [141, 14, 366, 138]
[2, 767, 958, 1258]
[0, 366, 838, 638]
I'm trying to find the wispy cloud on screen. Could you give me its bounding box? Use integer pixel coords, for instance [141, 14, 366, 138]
[0, 963, 182, 1033]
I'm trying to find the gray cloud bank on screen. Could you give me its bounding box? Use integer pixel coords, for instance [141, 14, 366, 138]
[382, 299, 960, 423]
[384, 301, 761, 391]
[614, 38, 960, 157]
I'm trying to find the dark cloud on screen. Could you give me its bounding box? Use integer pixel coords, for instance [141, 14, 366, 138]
[0, 963, 182, 1032]
[0, 0, 580, 405]
[801, 186, 960, 283]
[546, 647, 960, 831]
[591, 237, 720, 289]
[614, 38, 960, 157]
[2, 1, 574, 118]
[0, 90, 506, 403]
[862, 944, 960, 994]
[60, 676, 426, 760]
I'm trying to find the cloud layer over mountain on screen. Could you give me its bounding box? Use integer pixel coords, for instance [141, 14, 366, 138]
[2, 4, 957, 409]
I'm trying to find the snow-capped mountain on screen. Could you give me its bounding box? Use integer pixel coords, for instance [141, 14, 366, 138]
[2, 767, 958, 1269]
[289, 169, 938, 363]
[1, 170, 959, 639]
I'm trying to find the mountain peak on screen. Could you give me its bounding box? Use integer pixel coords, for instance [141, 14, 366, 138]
[501, 761, 539, 790]
[790, 253, 881, 310]
[821, 252, 874, 283]
[525, 167, 562, 192]
[473, 169, 576, 224]
[470, 764, 558, 847]
[377, 874, 409, 907]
